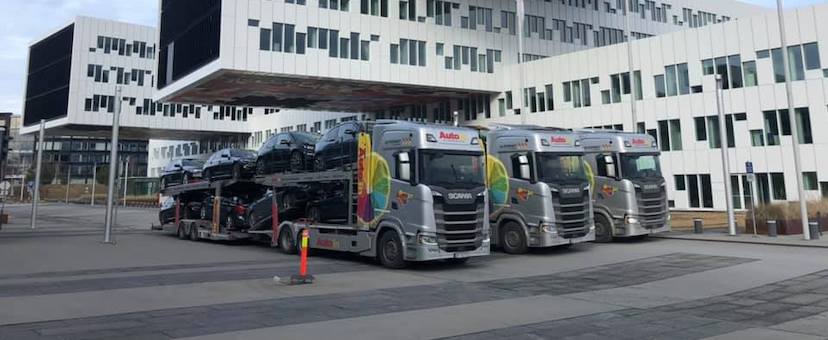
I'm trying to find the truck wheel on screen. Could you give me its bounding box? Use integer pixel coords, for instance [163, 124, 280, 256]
[500, 221, 528, 254]
[189, 224, 199, 241]
[279, 227, 298, 254]
[378, 231, 407, 269]
[594, 215, 613, 243]
[177, 223, 187, 240]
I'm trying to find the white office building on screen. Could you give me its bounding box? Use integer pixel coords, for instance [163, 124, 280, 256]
[23, 1, 828, 211]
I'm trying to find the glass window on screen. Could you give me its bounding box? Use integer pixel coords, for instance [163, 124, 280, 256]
[675, 175, 686, 191]
[308, 27, 318, 48]
[771, 172, 786, 200]
[688, 175, 700, 208]
[296, 33, 306, 54]
[418, 151, 485, 189]
[621, 72, 631, 95]
[731, 176, 743, 209]
[611, 74, 622, 103]
[658, 120, 671, 151]
[715, 57, 730, 89]
[572, 82, 581, 108]
[581, 79, 591, 107]
[537, 92, 546, 112]
[363, 41, 371, 61]
[670, 119, 682, 151]
[707, 116, 721, 149]
[804, 172, 819, 191]
[743, 61, 757, 87]
[329, 30, 339, 57]
[677, 63, 690, 95]
[803, 42, 821, 70]
[339, 38, 349, 59]
[284, 24, 295, 53]
[536, 154, 587, 183]
[601, 90, 611, 104]
[764, 110, 780, 146]
[351, 33, 360, 60]
[795, 107, 813, 144]
[750, 129, 765, 146]
[545, 84, 554, 111]
[498, 98, 506, 117]
[695, 117, 707, 141]
[654, 75, 666, 98]
[259, 29, 271, 51]
[757, 50, 770, 59]
[417, 41, 426, 66]
[400, 40, 409, 65]
[702, 59, 715, 75]
[619, 154, 662, 179]
[633, 71, 643, 100]
[728, 55, 743, 89]
[390, 44, 398, 64]
[701, 174, 713, 208]
[771, 48, 785, 83]
[563, 82, 572, 102]
[725, 115, 735, 148]
[665, 65, 678, 96]
[788, 45, 805, 81]
[779, 109, 791, 136]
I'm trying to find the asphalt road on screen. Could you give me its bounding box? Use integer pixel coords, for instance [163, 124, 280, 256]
[1, 204, 828, 339]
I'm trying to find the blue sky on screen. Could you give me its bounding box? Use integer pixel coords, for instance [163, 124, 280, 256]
[0, 0, 825, 114]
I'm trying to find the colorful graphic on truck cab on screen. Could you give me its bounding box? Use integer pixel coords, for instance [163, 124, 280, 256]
[356, 133, 374, 226]
[368, 152, 391, 226]
[486, 155, 509, 209]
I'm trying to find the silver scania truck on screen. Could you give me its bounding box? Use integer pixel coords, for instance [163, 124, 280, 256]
[484, 125, 595, 254]
[262, 121, 490, 268]
[579, 131, 670, 242]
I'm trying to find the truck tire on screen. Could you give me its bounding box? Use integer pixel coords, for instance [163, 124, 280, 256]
[378, 231, 408, 269]
[177, 223, 187, 240]
[594, 215, 613, 243]
[500, 221, 528, 254]
[279, 227, 298, 254]
[189, 224, 199, 241]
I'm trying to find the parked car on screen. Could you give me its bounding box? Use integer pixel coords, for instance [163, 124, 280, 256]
[160, 158, 204, 188]
[158, 197, 203, 225]
[256, 132, 319, 175]
[202, 148, 257, 181]
[246, 187, 311, 230]
[305, 184, 350, 223]
[314, 121, 365, 171]
[199, 195, 251, 231]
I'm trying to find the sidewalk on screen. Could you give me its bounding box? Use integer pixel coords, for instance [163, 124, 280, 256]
[653, 227, 828, 248]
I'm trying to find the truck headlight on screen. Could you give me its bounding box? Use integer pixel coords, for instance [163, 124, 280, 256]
[418, 234, 438, 246]
[540, 223, 557, 234]
[625, 215, 639, 224]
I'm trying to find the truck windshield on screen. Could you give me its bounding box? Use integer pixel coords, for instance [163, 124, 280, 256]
[535, 153, 587, 184]
[620, 153, 662, 179]
[419, 150, 485, 189]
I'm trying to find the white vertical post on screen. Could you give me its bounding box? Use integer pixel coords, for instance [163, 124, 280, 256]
[65, 164, 71, 204]
[776, 0, 810, 240]
[123, 156, 129, 207]
[624, 0, 637, 132]
[91, 162, 96, 206]
[104, 87, 122, 243]
[714, 75, 736, 236]
[516, 0, 527, 125]
[30, 119, 45, 229]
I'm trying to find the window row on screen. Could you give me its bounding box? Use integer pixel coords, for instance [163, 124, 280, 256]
[443, 46, 499, 73]
[757, 42, 821, 83]
[390, 39, 426, 66]
[702, 55, 752, 89]
[86, 64, 152, 87]
[655, 63, 690, 97]
[92, 36, 156, 59]
[673, 174, 714, 209]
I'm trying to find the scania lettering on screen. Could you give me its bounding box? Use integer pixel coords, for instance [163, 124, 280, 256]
[483, 125, 595, 254]
[579, 131, 671, 242]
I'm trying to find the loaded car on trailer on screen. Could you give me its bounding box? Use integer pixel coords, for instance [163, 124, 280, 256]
[256, 120, 491, 268]
[579, 131, 671, 242]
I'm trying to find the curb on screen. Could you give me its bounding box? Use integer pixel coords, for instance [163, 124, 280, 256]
[651, 234, 828, 249]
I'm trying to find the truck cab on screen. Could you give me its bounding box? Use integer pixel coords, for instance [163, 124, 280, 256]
[484, 125, 595, 254]
[371, 121, 490, 265]
[579, 131, 670, 242]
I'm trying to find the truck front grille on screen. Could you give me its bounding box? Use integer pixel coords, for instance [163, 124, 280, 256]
[433, 195, 484, 252]
[636, 187, 668, 228]
[551, 190, 590, 238]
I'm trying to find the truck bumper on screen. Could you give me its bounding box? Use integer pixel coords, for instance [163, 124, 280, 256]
[529, 228, 595, 247]
[406, 239, 491, 261]
[615, 222, 671, 237]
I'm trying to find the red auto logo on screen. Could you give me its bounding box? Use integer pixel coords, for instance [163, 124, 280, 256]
[551, 136, 569, 144]
[631, 138, 648, 146]
[440, 132, 462, 140]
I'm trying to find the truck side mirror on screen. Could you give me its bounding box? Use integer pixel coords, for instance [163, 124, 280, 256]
[397, 152, 412, 182]
[603, 155, 617, 178]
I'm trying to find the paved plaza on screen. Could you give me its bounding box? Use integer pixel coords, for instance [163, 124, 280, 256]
[1, 204, 828, 339]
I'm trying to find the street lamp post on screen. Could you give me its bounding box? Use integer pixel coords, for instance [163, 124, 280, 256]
[104, 87, 122, 243]
[714, 75, 736, 236]
[91, 162, 96, 206]
[776, 0, 811, 240]
[516, 0, 527, 125]
[30, 119, 45, 229]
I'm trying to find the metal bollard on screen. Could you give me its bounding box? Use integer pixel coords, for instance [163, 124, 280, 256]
[767, 220, 778, 237]
[809, 222, 821, 240]
[693, 219, 704, 234]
